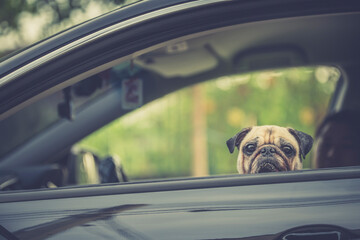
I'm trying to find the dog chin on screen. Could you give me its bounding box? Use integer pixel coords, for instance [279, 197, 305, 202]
[254, 158, 284, 173]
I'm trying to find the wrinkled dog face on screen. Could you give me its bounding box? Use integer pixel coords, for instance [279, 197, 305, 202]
[227, 125, 313, 174]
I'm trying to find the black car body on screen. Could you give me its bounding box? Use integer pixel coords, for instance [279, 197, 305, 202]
[0, 0, 360, 239]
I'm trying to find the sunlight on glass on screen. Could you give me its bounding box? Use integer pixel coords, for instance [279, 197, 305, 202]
[315, 66, 340, 83]
[255, 72, 278, 89]
[215, 75, 250, 90]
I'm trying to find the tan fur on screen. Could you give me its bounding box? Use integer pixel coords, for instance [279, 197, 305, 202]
[237, 125, 302, 174]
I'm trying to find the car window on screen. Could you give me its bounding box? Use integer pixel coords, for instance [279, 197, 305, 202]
[2, 12, 354, 189]
[0, 59, 338, 185]
[75, 64, 339, 182]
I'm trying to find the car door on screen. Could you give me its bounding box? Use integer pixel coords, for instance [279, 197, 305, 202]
[0, 0, 360, 239]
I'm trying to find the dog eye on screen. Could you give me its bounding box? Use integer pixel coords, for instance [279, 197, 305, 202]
[282, 146, 293, 155]
[245, 144, 256, 153]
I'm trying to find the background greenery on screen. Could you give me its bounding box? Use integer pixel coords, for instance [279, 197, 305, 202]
[78, 66, 338, 180]
[0, 0, 135, 56]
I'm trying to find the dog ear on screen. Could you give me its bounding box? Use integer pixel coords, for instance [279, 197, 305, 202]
[226, 127, 252, 154]
[287, 128, 314, 160]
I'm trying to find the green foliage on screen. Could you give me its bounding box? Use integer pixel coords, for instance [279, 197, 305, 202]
[0, 0, 35, 35]
[0, 0, 140, 57]
[78, 67, 337, 180]
[0, 0, 128, 35]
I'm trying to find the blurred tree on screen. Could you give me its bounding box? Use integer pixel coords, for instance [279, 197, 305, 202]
[192, 84, 209, 177]
[0, 0, 35, 35]
[0, 0, 126, 36]
[0, 0, 135, 56]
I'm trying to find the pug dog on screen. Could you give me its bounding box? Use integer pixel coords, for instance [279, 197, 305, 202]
[227, 125, 313, 174]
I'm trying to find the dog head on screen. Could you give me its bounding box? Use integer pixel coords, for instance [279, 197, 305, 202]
[227, 125, 313, 174]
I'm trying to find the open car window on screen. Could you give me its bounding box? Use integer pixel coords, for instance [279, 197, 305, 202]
[73, 64, 338, 182]
[1, 10, 358, 190]
[0, 59, 340, 188]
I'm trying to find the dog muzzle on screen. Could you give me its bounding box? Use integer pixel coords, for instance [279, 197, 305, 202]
[255, 146, 285, 173]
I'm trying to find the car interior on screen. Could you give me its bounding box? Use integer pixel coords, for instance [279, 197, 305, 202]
[0, 11, 360, 190]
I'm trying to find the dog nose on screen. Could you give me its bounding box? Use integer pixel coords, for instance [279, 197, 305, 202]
[260, 146, 276, 156]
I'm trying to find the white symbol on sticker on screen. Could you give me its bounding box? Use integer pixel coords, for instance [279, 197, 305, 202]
[122, 78, 143, 109]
